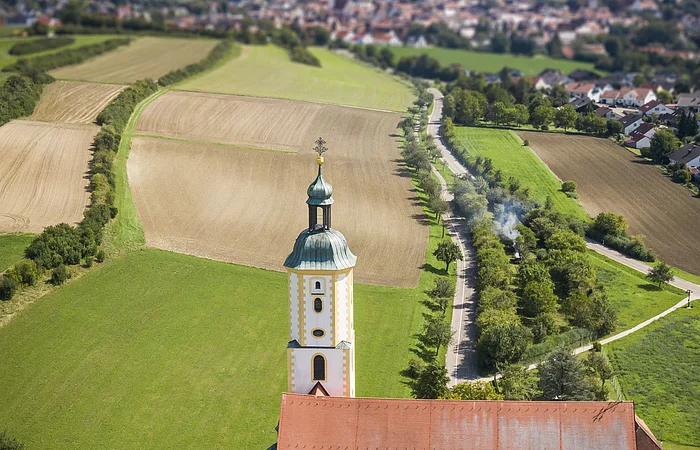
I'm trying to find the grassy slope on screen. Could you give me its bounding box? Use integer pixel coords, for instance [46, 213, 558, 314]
[0, 35, 116, 71]
[451, 126, 588, 220]
[606, 306, 700, 447]
[390, 46, 602, 76]
[0, 234, 34, 272]
[588, 250, 683, 333]
[176, 44, 415, 111]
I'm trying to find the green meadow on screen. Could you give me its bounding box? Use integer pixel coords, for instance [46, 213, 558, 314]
[177, 44, 415, 111]
[451, 126, 588, 220]
[588, 250, 684, 333]
[606, 306, 700, 448]
[0, 233, 34, 272]
[390, 46, 602, 76]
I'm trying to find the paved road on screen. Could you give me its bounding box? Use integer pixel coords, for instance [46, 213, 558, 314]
[426, 88, 479, 384]
[426, 87, 700, 383]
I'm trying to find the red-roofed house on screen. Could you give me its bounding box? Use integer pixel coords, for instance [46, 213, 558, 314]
[626, 123, 656, 148]
[277, 394, 661, 450]
[620, 87, 657, 107]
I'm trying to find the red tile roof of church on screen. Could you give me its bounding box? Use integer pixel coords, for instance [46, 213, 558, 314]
[277, 393, 652, 449]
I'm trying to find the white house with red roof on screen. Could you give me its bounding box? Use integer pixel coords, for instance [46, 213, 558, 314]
[601, 88, 657, 107]
[625, 123, 656, 149]
[565, 82, 602, 102]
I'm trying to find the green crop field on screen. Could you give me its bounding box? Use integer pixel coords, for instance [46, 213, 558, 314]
[451, 126, 588, 220]
[606, 306, 700, 448]
[0, 35, 116, 72]
[390, 46, 602, 76]
[0, 233, 34, 272]
[588, 250, 684, 333]
[176, 44, 415, 111]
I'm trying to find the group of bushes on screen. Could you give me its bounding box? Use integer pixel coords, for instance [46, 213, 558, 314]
[9, 37, 75, 56]
[272, 26, 321, 67]
[159, 39, 232, 86]
[3, 37, 130, 73]
[587, 212, 656, 261]
[0, 73, 52, 127]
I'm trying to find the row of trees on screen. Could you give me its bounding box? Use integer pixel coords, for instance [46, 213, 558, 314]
[272, 26, 321, 67]
[3, 38, 131, 74]
[159, 39, 232, 86]
[9, 37, 75, 56]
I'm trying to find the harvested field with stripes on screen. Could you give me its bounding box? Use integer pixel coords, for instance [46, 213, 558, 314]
[49, 37, 217, 84]
[29, 81, 124, 124]
[520, 131, 700, 276]
[0, 120, 97, 233]
[129, 92, 427, 287]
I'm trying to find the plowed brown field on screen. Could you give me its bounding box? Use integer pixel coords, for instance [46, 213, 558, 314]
[29, 81, 125, 124]
[49, 37, 217, 84]
[129, 92, 427, 287]
[0, 120, 97, 233]
[520, 132, 700, 275]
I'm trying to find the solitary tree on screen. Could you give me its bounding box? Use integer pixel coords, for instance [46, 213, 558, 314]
[647, 261, 674, 287]
[584, 352, 614, 398]
[422, 313, 455, 356]
[411, 362, 449, 399]
[430, 277, 456, 300]
[538, 347, 595, 401]
[554, 104, 577, 131]
[497, 363, 540, 400]
[434, 240, 462, 272]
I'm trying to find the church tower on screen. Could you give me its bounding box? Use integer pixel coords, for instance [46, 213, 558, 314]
[284, 138, 357, 398]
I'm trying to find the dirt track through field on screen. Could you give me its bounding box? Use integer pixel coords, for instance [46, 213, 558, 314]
[49, 37, 217, 84]
[0, 120, 97, 233]
[129, 92, 427, 287]
[520, 132, 700, 275]
[29, 81, 125, 124]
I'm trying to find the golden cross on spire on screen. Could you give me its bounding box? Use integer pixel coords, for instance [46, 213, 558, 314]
[314, 137, 327, 165]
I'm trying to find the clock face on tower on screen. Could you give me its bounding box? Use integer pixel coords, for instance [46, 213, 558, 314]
[283, 141, 357, 398]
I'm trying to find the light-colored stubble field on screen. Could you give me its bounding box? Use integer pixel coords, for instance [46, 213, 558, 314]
[49, 37, 217, 84]
[129, 91, 427, 287]
[0, 120, 97, 233]
[29, 80, 125, 124]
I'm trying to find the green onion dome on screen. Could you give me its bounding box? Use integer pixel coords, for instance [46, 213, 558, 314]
[284, 228, 356, 271]
[306, 157, 334, 206]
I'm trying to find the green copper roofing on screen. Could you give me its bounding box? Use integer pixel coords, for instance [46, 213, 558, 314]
[284, 228, 357, 271]
[306, 164, 334, 206]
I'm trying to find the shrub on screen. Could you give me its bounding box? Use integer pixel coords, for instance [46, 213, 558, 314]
[25, 223, 92, 270]
[51, 265, 69, 286]
[561, 181, 577, 193]
[84, 255, 94, 268]
[95, 249, 106, 263]
[289, 45, 321, 67]
[7, 259, 39, 287]
[0, 275, 18, 300]
[523, 139, 530, 146]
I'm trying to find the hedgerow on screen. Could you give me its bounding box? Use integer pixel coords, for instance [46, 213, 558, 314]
[0, 73, 51, 127]
[9, 37, 75, 56]
[3, 38, 130, 73]
[158, 39, 232, 86]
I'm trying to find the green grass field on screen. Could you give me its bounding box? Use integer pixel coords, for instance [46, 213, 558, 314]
[0, 176, 455, 449]
[390, 47, 602, 76]
[451, 126, 588, 220]
[0, 233, 34, 272]
[606, 306, 700, 447]
[588, 251, 684, 333]
[0, 35, 116, 72]
[176, 44, 415, 111]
